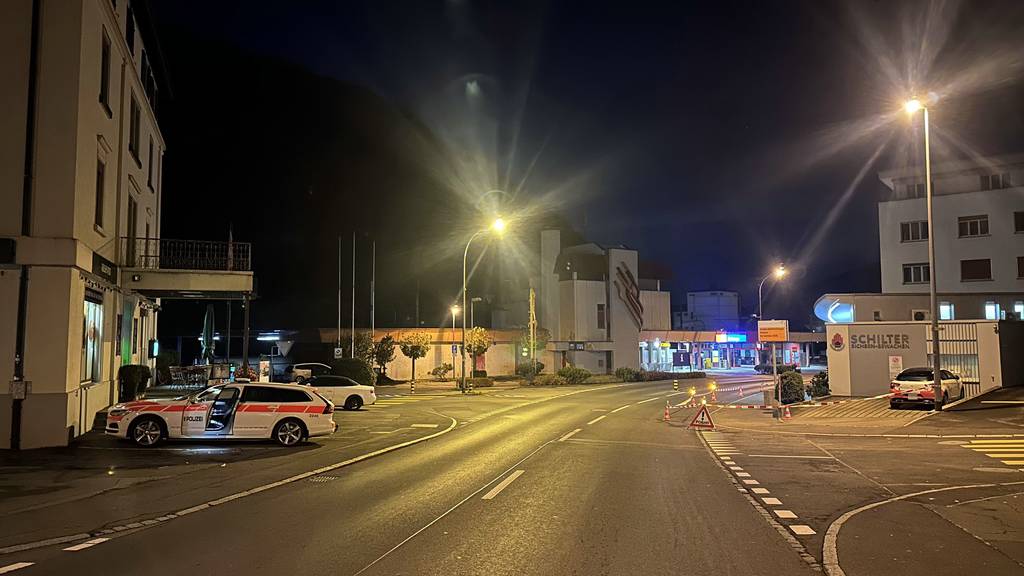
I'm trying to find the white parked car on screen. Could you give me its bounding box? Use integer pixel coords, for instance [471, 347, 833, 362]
[889, 367, 964, 408]
[106, 382, 337, 447]
[303, 375, 376, 410]
[284, 362, 332, 384]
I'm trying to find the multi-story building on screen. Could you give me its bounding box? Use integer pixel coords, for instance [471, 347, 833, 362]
[816, 154, 1024, 324]
[1, 0, 253, 449]
[672, 291, 741, 331]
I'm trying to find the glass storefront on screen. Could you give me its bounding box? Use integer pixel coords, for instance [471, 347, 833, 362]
[81, 289, 104, 383]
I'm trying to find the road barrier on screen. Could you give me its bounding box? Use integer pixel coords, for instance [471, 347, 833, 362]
[664, 401, 671, 421]
[673, 379, 679, 392]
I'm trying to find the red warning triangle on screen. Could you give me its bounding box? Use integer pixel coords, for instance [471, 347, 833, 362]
[689, 405, 715, 430]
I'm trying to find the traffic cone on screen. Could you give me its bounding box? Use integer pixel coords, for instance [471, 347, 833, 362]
[739, 386, 744, 397]
[783, 405, 792, 420]
[664, 401, 671, 421]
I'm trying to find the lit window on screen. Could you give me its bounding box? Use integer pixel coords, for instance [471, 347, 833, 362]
[1015, 301, 1024, 320]
[939, 302, 954, 320]
[984, 301, 1000, 321]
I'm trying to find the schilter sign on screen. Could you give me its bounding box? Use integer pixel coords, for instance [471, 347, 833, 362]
[850, 333, 910, 350]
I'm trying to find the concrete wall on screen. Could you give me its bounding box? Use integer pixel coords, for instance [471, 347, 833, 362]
[641, 290, 670, 330]
[607, 248, 640, 370]
[826, 322, 928, 396]
[539, 230, 560, 336]
[385, 342, 516, 381]
[558, 279, 606, 341]
[817, 292, 1024, 323]
[879, 187, 1024, 294]
[687, 291, 740, 330]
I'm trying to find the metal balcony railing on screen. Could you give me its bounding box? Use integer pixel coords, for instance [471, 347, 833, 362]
[121, 238, 252, 272]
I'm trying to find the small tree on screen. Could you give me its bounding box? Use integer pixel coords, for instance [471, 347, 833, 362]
[466, 327, 493, 376]
[516, 326, 550, 377]
[398, 332, 431, 381]
[373, 335, 396, 376]
[338, 330, 374, 365]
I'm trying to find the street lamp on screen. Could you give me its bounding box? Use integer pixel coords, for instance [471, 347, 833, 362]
[450, 305, 460, 382]
[461, 217, 506, 391]
[470, 297, 483, 329]
[757, 264, 787, 321]
[904, 97, 943, 409]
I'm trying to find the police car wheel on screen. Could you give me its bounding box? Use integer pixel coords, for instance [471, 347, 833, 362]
[131, 417, 163, 447]
[344, 396, 363, 411]
[274, 419, 305, 447]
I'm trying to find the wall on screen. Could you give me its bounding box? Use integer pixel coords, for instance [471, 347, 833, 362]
[384, 342, 516, 381]
[879, 187, 1024, 294]
[687, 291, 740, 329]
[975, 321, 1002, 393]
[559, 279, 606, 341]
[641, 290, 670, 330]
[606, 248, 640, 370]
[817, 292, 1024, 322]
[826, 322, 928, 396]
[539, 230, 560, 337]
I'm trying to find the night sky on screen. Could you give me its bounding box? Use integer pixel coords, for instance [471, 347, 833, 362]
[149, 0, 1024, 336]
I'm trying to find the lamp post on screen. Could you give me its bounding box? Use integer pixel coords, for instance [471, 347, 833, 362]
[450, 305, 460, 383]
[471, 297, 483, 329]
[462, 217, 505, 392]
[757, 264, 787, 413]
[904, 98, 943, 409]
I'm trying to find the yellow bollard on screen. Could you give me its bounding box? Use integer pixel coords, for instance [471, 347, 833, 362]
[410, 380, 415, 395]
[673, 379, 679, 392]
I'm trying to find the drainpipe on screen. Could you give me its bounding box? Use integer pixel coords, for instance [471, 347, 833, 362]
[12, 0, 42, 450]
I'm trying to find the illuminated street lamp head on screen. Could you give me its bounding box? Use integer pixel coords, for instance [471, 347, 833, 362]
[774, 265, 787, 279]
[450, 305, 461, 316]
[904, 98, 923, 115]
[490, 217, 506, 235]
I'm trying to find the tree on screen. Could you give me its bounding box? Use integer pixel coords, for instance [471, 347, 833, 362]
[466, 327, 493, 376]
[338, 330, 374, 364]
[372, 335, 396, 376]
[398, 332, 431, 381]
[516, 326, 550, 377]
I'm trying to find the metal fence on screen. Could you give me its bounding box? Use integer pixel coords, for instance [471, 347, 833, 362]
[121, 238, 252, 271]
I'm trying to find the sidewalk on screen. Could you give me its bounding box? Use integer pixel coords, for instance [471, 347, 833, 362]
[376, 379, 524, 395]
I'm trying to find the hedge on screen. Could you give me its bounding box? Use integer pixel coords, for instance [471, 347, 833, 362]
[755, 364, 800, 375]
[330, 358, 376, 386]
[557, 366, 592, 385]
[809, 371, 830, 397]
[780, 371, 805, 404]
[532, 374, 566, 386]
[466, 377, 494, 388]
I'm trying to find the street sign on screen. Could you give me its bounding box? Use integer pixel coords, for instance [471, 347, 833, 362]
[757, 320, 790, 342]
[452, 344, 458, 355]
[888, 355, 904, 380]
[334, 347, 344, 359]
[689, 405, 715, 429]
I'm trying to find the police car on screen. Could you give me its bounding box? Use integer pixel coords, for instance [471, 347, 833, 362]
[106, 382, 337, 447]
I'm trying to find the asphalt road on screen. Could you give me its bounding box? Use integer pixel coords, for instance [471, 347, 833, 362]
[0, 380, 817, 576]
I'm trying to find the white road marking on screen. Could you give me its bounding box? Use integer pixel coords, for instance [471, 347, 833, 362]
[587, 415, 607, 425]
[751, 488, 770, 494]
[610, 405, 630, 413]
[0, 565, 33, 574]
[790, 525, 817, 536]
[370, 430, 398, 434]
[410, 424, 439, 428]
[762, 497, 783, 505]
[729, 466, 744, 471]
[774, 510, 798, 519]
[736, 472, 751, 477]
[981, 401, 1024, 404]
[747, 454, 835, 459]
[482, 470, 526, 500]
[742, 479, 760, 485]
[62, 537, 110, 551]
[636, 397, 662, 404]
[592, 409, 608, 412]
[559, 429, 582, 442]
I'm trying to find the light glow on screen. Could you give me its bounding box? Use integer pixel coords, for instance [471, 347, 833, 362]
[774, 265, 787, 279]
[904, 98, 923, 115]
[491, 217, 506, 234]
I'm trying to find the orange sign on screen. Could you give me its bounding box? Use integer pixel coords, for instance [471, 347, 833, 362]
[757, 320, 789, 342]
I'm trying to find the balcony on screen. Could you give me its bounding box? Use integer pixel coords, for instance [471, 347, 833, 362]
[120, 238, 255, 299]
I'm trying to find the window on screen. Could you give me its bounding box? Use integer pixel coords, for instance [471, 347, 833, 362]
[1015, 212, 1024, 233]
[900, 220, 928, 242]
[115, 313, 122, 357]
[126, 4, 135, 56]
[1014, 301, 1024, 320]
[131, 316, 138, 354]
[980, 173, 1011, 191]
[985, 301, 1000, 321]
[241, 386, 310, 403]
[99, 30, 111, 113]
[1019, 256, 1024, 279]
[872, 310, 882, 321]
[94, 158, 105, 230]
[958, 215, 989, 238]
[961, 259, 992, 281]
[597, 303, 606, 330]
[147, 137, 154, 188]
[126, 195, 138, 265]
[939, 302, 955, 321]
[902, 263, 930, 284]
[129, 95, 140, 162]
[81, 291, 104, 383]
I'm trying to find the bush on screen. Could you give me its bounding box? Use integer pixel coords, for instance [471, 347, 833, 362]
[466, 377, 493, 388]
[516, 361, 544, 378]
[557, 366, 592, 385]
[809, 371, 830, 398]
[615, 367, 642, 382]
[533, 374, 566, 386]
[755, 364, 800, 375]
[639, 370, 707, 381]
[586, 374, 619, 384]
[492, 375, 520, 382]
[472, 370, 487, 378]
[330, 358, 376, 386]
[780, 371, 805, 404]
[429, 363, 453, 380]
[119, 364, 152, 401]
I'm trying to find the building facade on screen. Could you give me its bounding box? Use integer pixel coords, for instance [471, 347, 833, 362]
[1, 0, 166, 448]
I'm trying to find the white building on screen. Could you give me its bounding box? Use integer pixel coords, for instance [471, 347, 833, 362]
[673, 291, 741, 330]
[1, 0, 253, 449]
[817, 154, 1024, 324]
[538, 230, 670, 373]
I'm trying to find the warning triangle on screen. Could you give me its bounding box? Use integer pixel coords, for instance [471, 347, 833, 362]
[689, 405, 715, 430]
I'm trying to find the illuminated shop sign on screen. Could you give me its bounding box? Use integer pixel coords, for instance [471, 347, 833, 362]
[850, 334, 910, 350]
[715, 333, 748, 343]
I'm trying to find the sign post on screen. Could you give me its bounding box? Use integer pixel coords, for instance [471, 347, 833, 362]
[758, 320, 790, 419]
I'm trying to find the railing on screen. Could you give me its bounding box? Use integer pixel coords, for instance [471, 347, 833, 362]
[120, 238, 252, 271]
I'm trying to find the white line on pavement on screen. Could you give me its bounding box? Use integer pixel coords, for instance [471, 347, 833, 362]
[636, 397, 662, 404]
[736, 472, 751, 477]
[610, 405, 630, 413]
[62, 538, 109, 552]
[559, 429, 582, 442]
[747, 454, 836, 459]
[587, 415, 607, 425]
[481, 470, 526, 500]
[981, 401, 1024, 404]
[774, 510, 798, 519]
[751, 488, 770, 494]
[790, 525, 817, 536]
[410, 424, 439, 428]
[762, 498, 783, 506]
[742, 479, 760, 485]
[0, 564, 33, 574]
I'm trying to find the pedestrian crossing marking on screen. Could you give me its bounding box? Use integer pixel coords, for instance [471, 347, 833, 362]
[963, 439, 1024, 467]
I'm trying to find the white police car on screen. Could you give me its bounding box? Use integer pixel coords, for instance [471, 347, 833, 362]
[106, 382, 337, 447]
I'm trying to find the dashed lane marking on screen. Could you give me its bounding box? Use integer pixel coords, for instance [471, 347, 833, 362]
[742, 479, 761, 485]
[587, 415, 607, 425]
[790, 525, 817, 536]
[558, 429, 582, 442]
[410, 424, 439, 428]
[774, 510, 798, 519]
[751, 488, 770, 494]
[481, 470, 525, 500]
[762, 498, 783, 505]
[62, 538, 109, 552]
[747, 454, 836, 459]
[610, 405, 631, 413]
[0, 564, 33, 574]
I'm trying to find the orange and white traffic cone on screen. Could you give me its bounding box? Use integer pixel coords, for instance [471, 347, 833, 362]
[664, 401, 671, 421]
[739, 386, 744, 397]
[783, 405, 792, 420]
